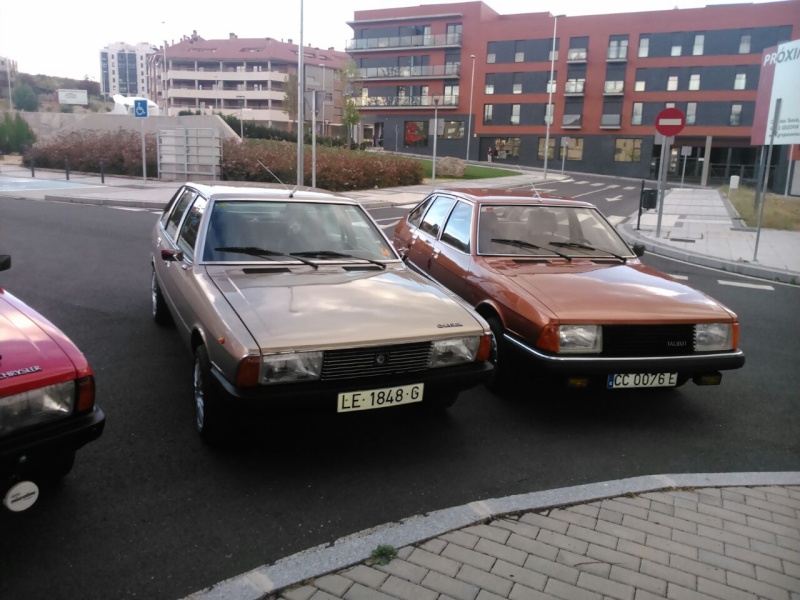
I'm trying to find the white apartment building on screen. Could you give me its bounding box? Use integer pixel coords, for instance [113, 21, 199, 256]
[100, 42, 157, 99]
[147, 32, 349, 134]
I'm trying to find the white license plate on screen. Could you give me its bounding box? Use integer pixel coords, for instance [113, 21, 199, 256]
[337, 383, 424, 413]
[607, 373, 678, 389]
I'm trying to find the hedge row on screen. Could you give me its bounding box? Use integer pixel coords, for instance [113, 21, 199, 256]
[221, 139, 424, 191]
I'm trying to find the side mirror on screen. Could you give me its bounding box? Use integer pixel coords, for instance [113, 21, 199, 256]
[161, 249, 185, 262]
[632, 243, 646, 257]
[0, 255, 10, 272]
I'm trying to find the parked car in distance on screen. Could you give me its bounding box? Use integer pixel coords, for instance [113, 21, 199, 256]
[393, 188, 745, 391]
[1, 255, 105, 512]
[151, 183, 493, 442]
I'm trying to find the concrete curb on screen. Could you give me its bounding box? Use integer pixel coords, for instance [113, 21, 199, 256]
[182, 471, 800, 600]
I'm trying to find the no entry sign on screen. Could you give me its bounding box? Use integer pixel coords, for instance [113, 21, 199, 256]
[655, 107, 686, 137]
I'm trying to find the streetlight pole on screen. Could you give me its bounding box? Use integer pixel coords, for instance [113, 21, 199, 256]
[466, 54, 475, 161]
[543, 14, 564, 180]
[432, 95, 440, 184]
[237, 95, 245, 138]
[161, 22, 168, 116]
[296, 0, 304, 187]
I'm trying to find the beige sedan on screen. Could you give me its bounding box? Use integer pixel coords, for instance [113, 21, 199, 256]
[150, 183, 492, 442]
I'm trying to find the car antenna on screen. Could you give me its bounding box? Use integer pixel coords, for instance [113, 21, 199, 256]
[516, 164, 543, 201]
[257, 160, 289, 191]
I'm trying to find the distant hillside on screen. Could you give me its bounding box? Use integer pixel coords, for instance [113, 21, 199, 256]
[16, 71, 109, 114]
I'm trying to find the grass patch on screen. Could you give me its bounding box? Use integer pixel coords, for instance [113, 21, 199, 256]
[420, 159, 518, 180]
[721, 185, 800, 231]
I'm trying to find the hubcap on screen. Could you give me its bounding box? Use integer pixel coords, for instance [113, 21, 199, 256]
[194, 360, 205, 432]
[151, 272, 158, 316]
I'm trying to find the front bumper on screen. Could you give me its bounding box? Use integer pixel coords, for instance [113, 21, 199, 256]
[211, 361, 493, 413]
[0, 406, 106, 481]
[505, 334, 745, 376]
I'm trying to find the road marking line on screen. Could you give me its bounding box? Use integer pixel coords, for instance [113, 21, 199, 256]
[590, 182, 603, 187]
[623, 186, 636, 190]
[606, 215, 625, 225]
[573, 181, 589, 185]
[718, 280, 774, 291]
[668, 274, 689, 280]
[607, 184, 620, 189]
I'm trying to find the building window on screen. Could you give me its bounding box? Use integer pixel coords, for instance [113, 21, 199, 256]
[544, 103, 554, 125]
[632, 102, 643, 125]
[615, 138, 642, 162]
[442, 120, 465, 139]
[734, 73, 746, 90]
[494, 138, 520, 159]
[512, 73, 522, 94]
[689, 74, 700, 91]
[485, 74, 494, 95]
[730, 104, 742, 126]
[565, 137, 584, 160]
[635, 80, 645, 92]
[686, 102, 697, 125]
[537, 138, 555, 160]
[514, 41, 524, 63]
[608, 38, 628, 60]
[739, 35, 751, 54]
[667, 76, 678, 91]
[404, 121, 428, 147]
[510, 104, 520, 125]
[693, 34, 705, 56]
[487, 52, 496, 64]
[638, 36, 649, 58]
[671, 45, 682, 57]
[547, 78, 556, 94]
[483, 104, 493, 124]
[665, 102, 676, 108]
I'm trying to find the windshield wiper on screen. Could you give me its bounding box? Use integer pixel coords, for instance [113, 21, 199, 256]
[291, 250, 387, 270]
[215, 246, 318, 269]
[548, 241, 627, 262]
[491, 238, 572, 262]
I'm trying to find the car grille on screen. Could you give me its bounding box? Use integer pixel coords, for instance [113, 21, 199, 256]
[602, 325, 696, 357]
[321, 342, 433, 381]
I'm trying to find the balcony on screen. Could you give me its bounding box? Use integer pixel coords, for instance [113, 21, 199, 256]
[567, 48, 588, 63]
[564, 80, 585, 96]
[607, 48, 628, 62]
[600, 114, 621, 129]
[603, 81, 624, 95]
[355, 64, 460, 81]
[347, 33, 462, 52]
[352, 94, 459, 109]
[562, 114, 582, 128]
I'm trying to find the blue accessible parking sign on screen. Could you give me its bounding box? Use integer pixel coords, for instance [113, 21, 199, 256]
[134, 99, 148, 118]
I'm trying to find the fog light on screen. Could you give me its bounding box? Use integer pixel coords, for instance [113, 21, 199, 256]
[693, 372, 722, 386]
[567, 377, 590, 389]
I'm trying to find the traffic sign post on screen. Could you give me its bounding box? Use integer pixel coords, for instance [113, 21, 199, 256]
[134, 100, 149, 183]
[654, 108, 685, 237]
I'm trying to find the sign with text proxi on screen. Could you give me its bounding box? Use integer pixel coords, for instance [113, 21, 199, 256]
[134, 99, 148, 118]
[655, 107, 685, 137]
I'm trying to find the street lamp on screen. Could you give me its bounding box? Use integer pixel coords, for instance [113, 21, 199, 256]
[237, 95, 245, 138]
[432, 95, 441, 183]
[161, 22, 168, 116]
[543, 14, 565, 180]
[466, 54, 476, 161]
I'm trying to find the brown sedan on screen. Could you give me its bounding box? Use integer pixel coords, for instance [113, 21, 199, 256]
[393, 188, 745, 391]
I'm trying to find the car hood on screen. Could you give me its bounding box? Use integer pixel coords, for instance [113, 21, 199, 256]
[207, 266, 486, 350]
[0, 292, 78, 393]
[483, 260, 734, 322]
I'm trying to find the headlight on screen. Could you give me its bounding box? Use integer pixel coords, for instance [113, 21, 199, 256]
[558, 325, 602, 354]
[0, 381, 75, 436]
[695, 323, 733, 351]
[261, 351, 323, 384]
[430, 337, 481, 368]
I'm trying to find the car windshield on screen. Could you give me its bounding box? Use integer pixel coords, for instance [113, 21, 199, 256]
[477, 204, 633, 258]
[202, 201, 397, 263]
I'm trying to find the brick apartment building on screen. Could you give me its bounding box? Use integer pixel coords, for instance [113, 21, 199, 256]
[347, 0, 800, 185]
[147, 32, 350, 136]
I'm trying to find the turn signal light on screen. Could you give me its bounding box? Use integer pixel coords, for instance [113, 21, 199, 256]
[693, 372, 722, 386]
[76, 376, 96, 413]
[477, 334, 493, 362]
[235, 356, 261, 388]
[535, 324, 560, 353]
[567, 377, 590, 389]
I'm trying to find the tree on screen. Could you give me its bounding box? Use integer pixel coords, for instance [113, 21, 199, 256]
[12, 83, 39, 112]
[0, 112, 36, 153]
[282, 72, 299, 131]
[339, 59, 363, 147]
[342, 99, 362, 148]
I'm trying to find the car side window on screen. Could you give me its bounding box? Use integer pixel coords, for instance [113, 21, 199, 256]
[164, 189, 196, 241]
[440, 201, 472, 253]
[407, 196, 434, 229]
[176, 195, 208, 259]
[419, 196, 456, 238]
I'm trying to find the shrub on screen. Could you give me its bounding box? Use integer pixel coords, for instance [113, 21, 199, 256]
[0, 112, 36, 154]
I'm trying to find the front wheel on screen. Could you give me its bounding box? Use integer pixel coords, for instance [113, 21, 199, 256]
[485, 316, 513, 393]
[193, 346, 228, 444]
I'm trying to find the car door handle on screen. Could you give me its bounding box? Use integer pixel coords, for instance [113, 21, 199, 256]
[432, 250, 440, 259]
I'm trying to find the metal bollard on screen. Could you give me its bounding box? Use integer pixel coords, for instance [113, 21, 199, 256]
[31, 159, 35, 178]
[100, 161, 105, 184]
[65, 159, 70, 181]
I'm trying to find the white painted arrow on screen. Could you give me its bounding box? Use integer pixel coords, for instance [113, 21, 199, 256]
[605, 195, 623, 202]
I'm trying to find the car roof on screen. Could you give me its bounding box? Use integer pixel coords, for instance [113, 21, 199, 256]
[433, 187, 596, 209]
[184, 181, 358, 205]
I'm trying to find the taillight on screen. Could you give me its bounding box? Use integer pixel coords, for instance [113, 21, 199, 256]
[76, 376, 96, 413]
[235, 356, 261, 388]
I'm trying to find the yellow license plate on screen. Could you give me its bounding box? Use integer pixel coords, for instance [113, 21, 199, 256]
[337, 383, 424, 413]
[607, 373, 678, 389]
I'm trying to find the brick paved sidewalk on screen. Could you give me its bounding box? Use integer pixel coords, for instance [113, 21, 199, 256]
[275, 485, 800, 600]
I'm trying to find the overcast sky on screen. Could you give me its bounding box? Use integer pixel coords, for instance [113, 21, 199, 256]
[0, 0, 786, 81]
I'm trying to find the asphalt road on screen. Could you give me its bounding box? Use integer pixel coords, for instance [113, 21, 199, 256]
[0, 196, 798, 600]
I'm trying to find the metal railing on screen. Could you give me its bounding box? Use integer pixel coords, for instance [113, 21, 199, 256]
[564, 80, 585, 94]
[356, 64, 460, 79]
[346, 33, 462, 51]
[352, 95, 459, 108]
[604, 81, 625, 94]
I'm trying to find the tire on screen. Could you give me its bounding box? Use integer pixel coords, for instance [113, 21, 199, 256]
[151, 268, 172, 326]
[485, 315, 512, 393]
[193, 345, 228, 444]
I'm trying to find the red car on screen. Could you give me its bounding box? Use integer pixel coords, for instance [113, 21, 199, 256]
[393, 189, 745, 391]
[1, 255, 105, 512]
